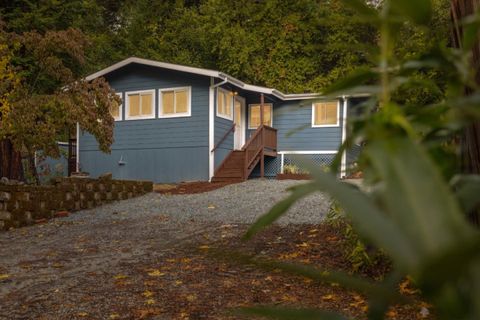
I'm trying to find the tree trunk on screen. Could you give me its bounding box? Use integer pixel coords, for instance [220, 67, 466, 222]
[451, 0, 480, 225]
[0, 139, 24, 181]
[27, 151, 40, 185]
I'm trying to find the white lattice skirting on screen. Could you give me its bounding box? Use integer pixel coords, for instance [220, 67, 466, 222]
[250, 151, 338, 178]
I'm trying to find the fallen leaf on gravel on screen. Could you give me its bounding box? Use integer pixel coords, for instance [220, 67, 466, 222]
[0, 274, 10, 280]
[296, 242, 309, 248]
[145, 299, 155, 305]
[77, 312, 88, 317]
[175, 280, 183, 285]
[386, 309, 398, 318]
[52, 263, 63, 268]
[282, 294, 298, 302]
[399, 278, 419, 295]
[198, 245, 210, 250]
[207, 204, 216, 209]
[147, 269, 165, 277]
[109, 313, 120, 319]
[186, 294, 197, 302]
[321, 294, 336, 301]
[142, 290, 154, 298]
[114, 274, 128, 279]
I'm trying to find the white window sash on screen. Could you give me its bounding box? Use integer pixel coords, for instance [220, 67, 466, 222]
[125, 89, 156, 120]
[158, 86, 192, 118]
[248, 103, 273, 129]
[311, 101, 340, 128]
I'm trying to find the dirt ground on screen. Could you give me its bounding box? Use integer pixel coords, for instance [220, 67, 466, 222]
[0, 181, 431, 320]
[154, 181, 235, 195]
[0, 222, 431, 320]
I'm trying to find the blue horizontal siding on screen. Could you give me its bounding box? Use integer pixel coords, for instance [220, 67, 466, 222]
[274, 100, 343, 151]
[80, 147, 208, 183]
[79, 64, 210, 183]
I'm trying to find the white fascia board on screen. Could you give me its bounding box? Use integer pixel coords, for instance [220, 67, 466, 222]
[86, 57, 221, 81]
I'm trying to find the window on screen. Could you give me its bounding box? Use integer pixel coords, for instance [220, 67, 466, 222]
[110, 92, 122, 121]
[312, 101, 339, 127]
[248, 103, 272, 129]
[217, 88, 233, 120]
[125, 90, 155, 120]
[159, 87, 191, 118]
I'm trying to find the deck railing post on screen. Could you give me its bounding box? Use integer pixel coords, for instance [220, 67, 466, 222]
[260, 93, 264, 127]
[261, 126, 265, 178]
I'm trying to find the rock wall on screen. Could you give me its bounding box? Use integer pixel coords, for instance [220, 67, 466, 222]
[0, 177, 153, 230]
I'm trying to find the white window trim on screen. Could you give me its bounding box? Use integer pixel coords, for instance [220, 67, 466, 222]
[311, 100, 340, 128]
[158, 86, 192, 118]
[248, 103, 273, 129]
[125, 89, 156, 120]
[216, 87, 234, 121]
[113, 92, 123, 121]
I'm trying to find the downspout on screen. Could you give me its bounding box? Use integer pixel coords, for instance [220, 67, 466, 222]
[340, 96, 348, 178]
[209, 77, 228, 181]
[76, 122, 80, 173]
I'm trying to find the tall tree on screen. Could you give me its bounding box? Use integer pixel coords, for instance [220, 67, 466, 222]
[451, 0, 480, 225]
[0, 25, 120, 183]
[0, 30, 23, 180]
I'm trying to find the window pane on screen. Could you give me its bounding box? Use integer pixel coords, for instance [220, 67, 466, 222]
[162, 91, 175, 114]
[110, 102, 120, 118]
[250, 105, 260, 128]
[217, 91, 222, 114]
[128, 94, 140, 116]
[141, 93, 152, 115]
[263, 105, 272, 126]
[324, 102, 338, 124]
[314, 104, 323, 124]
[314, 102, 338, 125]
[176, 90, 188, 113]
[225, 95, 232, 117]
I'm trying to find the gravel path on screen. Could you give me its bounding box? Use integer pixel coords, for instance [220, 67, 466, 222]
[0, 179, 329, 319]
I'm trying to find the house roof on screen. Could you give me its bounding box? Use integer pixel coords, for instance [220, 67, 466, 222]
[86, 57, 368, 101]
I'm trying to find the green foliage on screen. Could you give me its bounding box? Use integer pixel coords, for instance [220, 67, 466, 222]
[282, 164, 310, 174]
[326, 201, 384, 273]
[0, 0, 451, 98]
[0, 24, 119, 183]
[243, 1, 480, 319]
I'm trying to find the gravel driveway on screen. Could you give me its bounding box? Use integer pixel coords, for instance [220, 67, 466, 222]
[0, 179, 329, 319]
[88, 179, 329, 225]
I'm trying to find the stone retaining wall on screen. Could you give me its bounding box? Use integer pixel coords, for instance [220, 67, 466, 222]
[0, 177, 153, 230]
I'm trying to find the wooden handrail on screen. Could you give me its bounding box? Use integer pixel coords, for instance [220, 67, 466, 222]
[211, 123, 235, 152]
[241, 125, 264, 151]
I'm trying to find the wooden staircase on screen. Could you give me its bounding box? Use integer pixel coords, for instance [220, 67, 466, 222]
[212, 125, 277, 182]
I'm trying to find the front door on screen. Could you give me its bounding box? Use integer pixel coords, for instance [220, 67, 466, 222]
[234, 96, 245, 150]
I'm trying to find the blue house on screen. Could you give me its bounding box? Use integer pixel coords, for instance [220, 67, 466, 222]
[78, 57, 365, 183]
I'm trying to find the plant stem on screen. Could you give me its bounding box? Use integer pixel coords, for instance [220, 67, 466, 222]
[379, 5, 391, 107]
